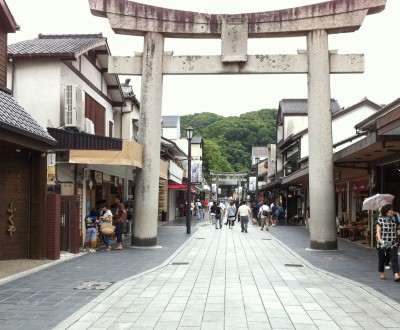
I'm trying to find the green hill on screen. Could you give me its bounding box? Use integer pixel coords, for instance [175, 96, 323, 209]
[180, 109, 277, 181]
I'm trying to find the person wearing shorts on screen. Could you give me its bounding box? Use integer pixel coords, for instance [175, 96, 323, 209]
[84, 209, 98, 253]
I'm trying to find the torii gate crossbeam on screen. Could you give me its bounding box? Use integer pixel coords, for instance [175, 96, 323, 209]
[88, 0, 386, 250]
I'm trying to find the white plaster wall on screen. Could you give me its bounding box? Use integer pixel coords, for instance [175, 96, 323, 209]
[191, 143, 202, 159]
[80, 56, 102, 91]
[283, 116, 308, 139]
[300, 134, 309, 159]
[11, 61, 62, 129]
[60, 60, 115, 136]
[163, 127, 179, 140]
[333, 105, 377, 142]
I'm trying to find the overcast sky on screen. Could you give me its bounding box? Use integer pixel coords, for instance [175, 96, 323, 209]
[6, 0, 400, 116]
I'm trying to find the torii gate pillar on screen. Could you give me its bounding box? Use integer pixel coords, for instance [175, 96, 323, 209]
[307, 30, 337, 249]
[89, 0, 386, 249]
[132, 32, 164, 246]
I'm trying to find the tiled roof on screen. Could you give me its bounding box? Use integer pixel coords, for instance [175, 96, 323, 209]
[279, 99, 342, 114]
[0, 89, 56, 145]
[8, 33, 106, 58]
[162, 116, 179, 128]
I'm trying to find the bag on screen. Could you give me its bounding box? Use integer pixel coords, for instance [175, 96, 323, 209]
[101, 224, 115, 235]
[215, 214, 221, 219]
[262, 210, 269, 217]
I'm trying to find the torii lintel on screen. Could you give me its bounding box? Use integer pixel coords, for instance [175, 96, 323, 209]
[89, 0, 386, 38]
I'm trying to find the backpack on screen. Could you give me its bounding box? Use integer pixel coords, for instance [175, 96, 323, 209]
[262, 209, 269, 217]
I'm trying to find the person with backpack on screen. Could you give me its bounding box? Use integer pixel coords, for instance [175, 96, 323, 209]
[213, 201, 223, 229]
[259, 200, 270, 231]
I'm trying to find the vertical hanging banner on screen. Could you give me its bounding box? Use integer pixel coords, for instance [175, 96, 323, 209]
[191, 160, 203, 185]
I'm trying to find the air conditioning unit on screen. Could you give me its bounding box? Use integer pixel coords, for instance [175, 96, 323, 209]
[85, 118, 95, 134]
[64, 84, 85, 131]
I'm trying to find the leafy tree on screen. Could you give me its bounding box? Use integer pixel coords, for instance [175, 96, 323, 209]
[181, 108, 277, 181]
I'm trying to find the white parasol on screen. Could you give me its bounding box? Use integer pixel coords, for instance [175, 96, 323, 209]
[362, 193, 395, 211]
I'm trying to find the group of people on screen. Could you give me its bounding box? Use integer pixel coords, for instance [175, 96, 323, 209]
[206, 198, 285, 234]
[251, 200, 284, 231]
[83, 195, 127, 253]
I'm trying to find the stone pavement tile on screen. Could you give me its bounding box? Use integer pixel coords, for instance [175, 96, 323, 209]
[313, 320, 341, 329]
[375, 316, 400, 328]
[329, 314, 359, 327]
[267, 308, 289, 318]
[284, 305, 307, 315]
[306, 310, 333, 321]
[133, 315, 159, 327]
[108, 323, 135, 330]
[158, 311, 183, 322]
[248, 321, 272, 329]
[154, 321, 180, 330]
[293, 324, 318, 330]
[244, 302, 266, 313]
[165, 303, 186, 312]
[202, 311, 224, 322]
[357, 320, 388, 330]
[268, 317, 294, 329]
[288, 313, 314, 325]
[246, 312, 269, 322]
[204, 303, 224, 312]
[300, 302, 322, 311]
[114, 312, 141, 323]
[199, 321, 224, 330]
[179, 313, 202, 327]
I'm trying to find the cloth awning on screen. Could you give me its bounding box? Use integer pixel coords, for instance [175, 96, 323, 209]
[69, 140, 142, 167]
[168, 184, 196, 191]
[69, 139, 169, 179]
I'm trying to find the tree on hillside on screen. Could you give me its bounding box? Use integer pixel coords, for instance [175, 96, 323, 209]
[202, 139, 233, 181]
[180, 108, 277, 181]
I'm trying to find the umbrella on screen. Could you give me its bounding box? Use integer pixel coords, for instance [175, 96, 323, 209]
[362, 193, 395, 211]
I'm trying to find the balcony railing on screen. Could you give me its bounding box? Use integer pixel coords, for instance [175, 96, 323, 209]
[48, 127, 123, 150]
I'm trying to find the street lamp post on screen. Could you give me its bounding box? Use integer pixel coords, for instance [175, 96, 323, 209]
[186, 126, 194, 234]
[255, 157, 260, 204]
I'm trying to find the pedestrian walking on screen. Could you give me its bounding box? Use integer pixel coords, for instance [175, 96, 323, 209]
[270, 202, 277, 227]
[376, 203, 400, 281]
[259, 201, 270, 231]
[226, 198, 237, 229]
[237, 201, 252, 233]
[196, 199, 204, 220]
[209, 200, 215, 223]
[113, 195, 126, 250]
[214, 201, 223, 229]
[251, 202, 259, 225]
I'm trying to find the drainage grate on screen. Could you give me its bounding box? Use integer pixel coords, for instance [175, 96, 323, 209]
[262, 238, 272, 240]
[328, 256, 344, 261]
[171, 262, 189, 265]
[285, 264, 303, 267]
[196, 237, 205, 239]
[74, 281, 113, 290]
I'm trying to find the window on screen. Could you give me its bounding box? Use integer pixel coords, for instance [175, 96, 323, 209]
[85, 94, 105, 136]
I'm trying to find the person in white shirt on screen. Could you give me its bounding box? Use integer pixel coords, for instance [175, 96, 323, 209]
[237, 201, 252, 233]
[259, 201, 270, 231]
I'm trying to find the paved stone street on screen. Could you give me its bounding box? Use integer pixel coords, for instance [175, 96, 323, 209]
[2, 217, 400, 329]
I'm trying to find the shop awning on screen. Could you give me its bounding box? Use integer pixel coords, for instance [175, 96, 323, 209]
[168, 184, 196, 191]
[69, 140, 142, 167]
[69, 140, 169, 179]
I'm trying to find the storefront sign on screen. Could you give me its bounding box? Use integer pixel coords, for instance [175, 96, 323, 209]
[95, 171, 103, 184]
[6, 203, 16, 237]
[352, 179, 369, 191]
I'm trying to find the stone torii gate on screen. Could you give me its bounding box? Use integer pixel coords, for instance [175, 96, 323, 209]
[89, 0, 386, 249]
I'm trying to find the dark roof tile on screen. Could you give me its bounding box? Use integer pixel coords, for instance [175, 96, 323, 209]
[0, 90, 56, 144]
[279, 99, 342, 114]
[8, 33, 106, 57]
